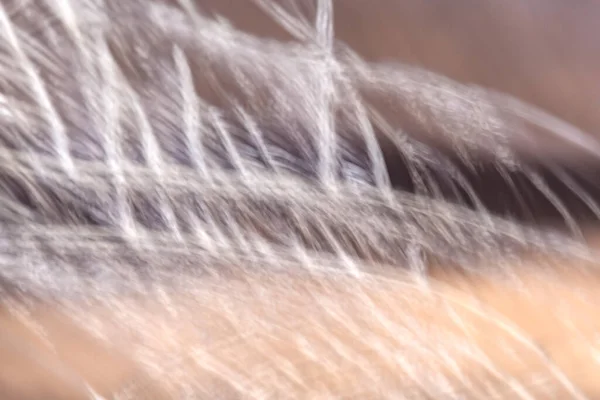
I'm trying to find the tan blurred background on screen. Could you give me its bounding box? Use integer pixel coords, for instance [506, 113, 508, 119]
[199, 0, 600, 139]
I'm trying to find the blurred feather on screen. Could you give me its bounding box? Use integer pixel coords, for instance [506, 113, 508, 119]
[0, 0, 598, 398]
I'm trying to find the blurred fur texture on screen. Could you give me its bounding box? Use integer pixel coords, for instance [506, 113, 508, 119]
[1, 0, 600, 398]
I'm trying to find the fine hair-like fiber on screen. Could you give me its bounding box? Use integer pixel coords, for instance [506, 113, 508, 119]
[1, 0, 600, 398]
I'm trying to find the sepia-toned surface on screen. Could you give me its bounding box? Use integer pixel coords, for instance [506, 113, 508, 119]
[1, 261, 600, 399]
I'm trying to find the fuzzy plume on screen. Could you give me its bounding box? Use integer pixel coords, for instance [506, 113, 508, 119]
[0, 0, 599, 398]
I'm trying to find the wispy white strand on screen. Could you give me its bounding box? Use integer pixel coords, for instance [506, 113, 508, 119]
[0, 0, 598, 398]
